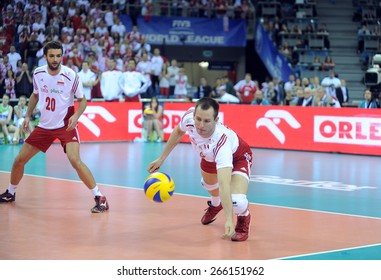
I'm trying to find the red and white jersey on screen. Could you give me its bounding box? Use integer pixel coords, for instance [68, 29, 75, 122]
[33, 64, 83, 130]
[233, 80, 257, 103]
[179, 107, 243, 170]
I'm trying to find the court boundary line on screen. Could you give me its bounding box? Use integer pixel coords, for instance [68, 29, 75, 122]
[276, 243, 381, 260]
[1, 171, 380, 221]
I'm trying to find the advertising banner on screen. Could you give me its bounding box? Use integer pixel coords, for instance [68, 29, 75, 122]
[77, 102, 381, 156]
[119, 15, 246, 47]
[255, 22, 294, 82]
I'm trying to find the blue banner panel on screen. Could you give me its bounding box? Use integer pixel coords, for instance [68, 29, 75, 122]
[254, 22, 294, 81]
[121, 15, 246, 47]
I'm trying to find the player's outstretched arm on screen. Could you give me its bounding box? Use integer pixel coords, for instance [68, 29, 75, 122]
[217, 167, 235, 239]
[147, 125, 185, 173]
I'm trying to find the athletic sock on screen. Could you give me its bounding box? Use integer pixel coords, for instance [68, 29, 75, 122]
[91, 185, 103, 197]
[211, 196, 221, 207]
[8, 184, 17, 195]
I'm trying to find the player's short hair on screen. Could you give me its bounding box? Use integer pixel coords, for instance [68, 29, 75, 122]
[43, 40, 63, 56]
[195, 97, 219, 119]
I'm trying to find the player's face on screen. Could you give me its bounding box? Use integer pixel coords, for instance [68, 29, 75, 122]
[45, 48, 62, 72]
[194, 107, 218, 138]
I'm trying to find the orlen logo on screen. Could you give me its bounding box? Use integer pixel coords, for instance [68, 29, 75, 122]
[78, 106, 116, 137]
[314, 116, 381, 146]
[256, 110, 301, 144]
[128, 110, 224, 133]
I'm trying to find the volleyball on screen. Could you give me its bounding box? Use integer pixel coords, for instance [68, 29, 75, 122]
[144, 107, 154, 117]
[144, 172, 175, 203]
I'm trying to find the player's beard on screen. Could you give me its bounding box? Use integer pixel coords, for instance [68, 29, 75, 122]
[47, 61, 60, 71]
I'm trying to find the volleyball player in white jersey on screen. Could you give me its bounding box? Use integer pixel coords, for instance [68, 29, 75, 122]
[147, 97, 253, 242]
[0, 40, 109, 213]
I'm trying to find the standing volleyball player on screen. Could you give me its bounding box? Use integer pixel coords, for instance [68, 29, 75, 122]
[147, 97, 253, 241]
[0, 40, 109, 213]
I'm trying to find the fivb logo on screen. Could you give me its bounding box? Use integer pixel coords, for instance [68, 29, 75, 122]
[172, 20, 191, 28]
[78, 106, 116, 137]
[256, 110, 301, 144]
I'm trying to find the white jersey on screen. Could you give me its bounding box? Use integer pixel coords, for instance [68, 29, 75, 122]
[100, 70, 122, 100]
[33, 64, 83, 129]
[118, 70, 150, 97]
[179, 107, 240, 170]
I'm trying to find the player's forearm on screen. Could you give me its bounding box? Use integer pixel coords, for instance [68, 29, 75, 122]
[217, 168, 234, 222]
[158, 126, 184, 162]
[25, 94, 38, 118]
[75, 97, 87, 118]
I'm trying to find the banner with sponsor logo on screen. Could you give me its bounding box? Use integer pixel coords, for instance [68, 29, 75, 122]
[119, 15, 246, 47]
[77, 102, 381, 156]
[254, 22, 294, 82]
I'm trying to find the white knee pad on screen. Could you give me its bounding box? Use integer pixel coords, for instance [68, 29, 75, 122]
[232, 194, 249, 215]
[201, 179, 219, 191]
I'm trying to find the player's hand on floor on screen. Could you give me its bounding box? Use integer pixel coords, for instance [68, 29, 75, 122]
[222, 220, 235, 240]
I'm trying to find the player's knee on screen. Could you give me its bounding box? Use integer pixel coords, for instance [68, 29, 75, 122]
[232, 194, 249, 215]
[201, 178, 219, 191]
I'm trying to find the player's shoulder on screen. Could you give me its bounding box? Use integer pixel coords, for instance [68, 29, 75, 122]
[181, 107, 195, 126]
[34, 65, 48, 76]
[59, 65, 78, 81]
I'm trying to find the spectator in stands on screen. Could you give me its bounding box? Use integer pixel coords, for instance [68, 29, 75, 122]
[297, 87, 313, 107]
[7, 45, 21, 72]
[127, 25, 143, 55]
[219, 85, 240, 104]
[336, 79, 349, 107]
[111, 16, 127, 38]
[167, 59, 179, 97]
[13, 95, 34, 142]
[222, 75, 236, 97]
[136, 52, 153, 98]
[119, 58, 150, 102]
[3, 69, 16, 99]
[251, 90, 270, 106]
[233, 73, 257, 104]
[100, 58, 123, 102]
[15, 62, 32, 98]
[263, 81, 279, 105]
[358, 88, 378, 108]
[317, 23, 330, 50]
[313, 87, 340, 108]
[321, 70, 341, 99]
[211, 77, 223, 98]
[174, 67, 188, 99]
[0, 94, 18, 144]
[195, 77, 212, 99]
[24, 33, 43, 73]
[150, 48, 165, 96]
[283, 74, 296, 103]
[78, 61, 99, 101]
[357, 23, 371, 54]
[144, 96, 163, 143]
[159, 61, 170, 98]
[321, 56, 335, 71]
[280, 41, 293, 64]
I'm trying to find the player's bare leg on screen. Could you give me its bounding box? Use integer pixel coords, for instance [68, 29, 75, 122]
[66, 142, 109, 213]
[0, 142, 40, 203]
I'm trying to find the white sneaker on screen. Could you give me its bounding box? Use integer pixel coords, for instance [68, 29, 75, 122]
[156, 137, 162, 143]
[7, 135, 12, 143]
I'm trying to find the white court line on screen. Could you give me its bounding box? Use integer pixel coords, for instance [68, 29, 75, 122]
[1, 171, 381, 221]
[276, 243, 381, 260]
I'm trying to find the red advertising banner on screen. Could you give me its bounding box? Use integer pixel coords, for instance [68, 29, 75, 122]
[77, 102, 381, 156]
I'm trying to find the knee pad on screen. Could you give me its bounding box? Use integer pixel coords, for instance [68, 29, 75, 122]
[201, 178, 219, 191]
[232, 194, 249, 215]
